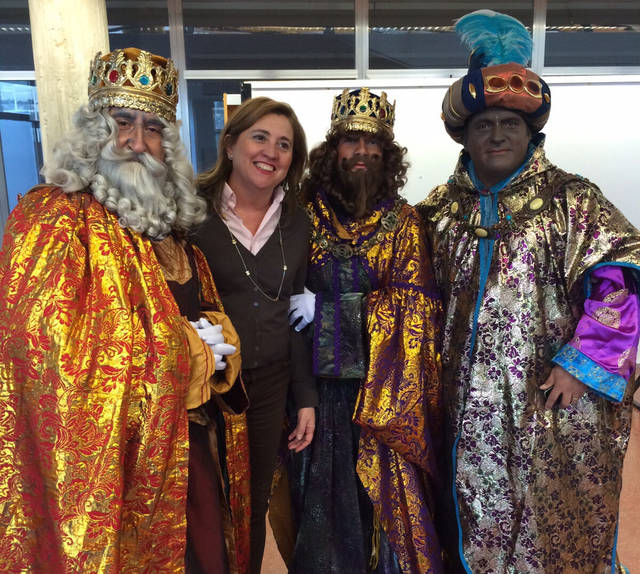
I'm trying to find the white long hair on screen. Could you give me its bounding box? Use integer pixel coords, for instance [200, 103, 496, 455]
[42, 106, 207, 239]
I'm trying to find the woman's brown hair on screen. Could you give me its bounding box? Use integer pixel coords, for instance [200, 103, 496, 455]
[197, 96, 308, 216]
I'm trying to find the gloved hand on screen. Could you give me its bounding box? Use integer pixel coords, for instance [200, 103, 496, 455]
[288, 287, 316, 332]
[190, 317, 236, 370]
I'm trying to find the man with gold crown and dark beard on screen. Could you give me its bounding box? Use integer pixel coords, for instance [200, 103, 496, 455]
[418, 10, 640, 574]
[287, 88, 444, 574]
[0, 48, 250, 574]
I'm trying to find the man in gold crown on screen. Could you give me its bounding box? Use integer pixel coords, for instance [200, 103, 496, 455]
[418, 10, 640, 574]
[0, 48, 251, 574]
[286, 88, 444, 573]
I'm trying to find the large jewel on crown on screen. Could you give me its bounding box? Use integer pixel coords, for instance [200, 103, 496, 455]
[88, 47, 178, 123]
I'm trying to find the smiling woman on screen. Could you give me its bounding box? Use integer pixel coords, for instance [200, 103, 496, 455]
[225, 113, 294, 227]
[194, 97, 317, 574]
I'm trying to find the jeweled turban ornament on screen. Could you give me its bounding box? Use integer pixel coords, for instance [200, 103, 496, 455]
[442, 10, 551, 143]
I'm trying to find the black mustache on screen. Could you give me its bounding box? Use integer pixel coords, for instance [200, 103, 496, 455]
[340, 155, 381, 171]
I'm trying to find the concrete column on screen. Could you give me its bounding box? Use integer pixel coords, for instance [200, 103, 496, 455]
[28, 0, 109, 164]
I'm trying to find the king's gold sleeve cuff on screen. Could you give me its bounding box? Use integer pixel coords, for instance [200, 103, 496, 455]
[183, 310, 242, 410]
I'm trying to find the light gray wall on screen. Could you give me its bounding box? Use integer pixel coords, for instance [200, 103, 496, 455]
[253, 77, 640, 228]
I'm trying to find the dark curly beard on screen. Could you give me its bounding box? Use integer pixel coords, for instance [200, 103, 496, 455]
[327, 155, 384, 219]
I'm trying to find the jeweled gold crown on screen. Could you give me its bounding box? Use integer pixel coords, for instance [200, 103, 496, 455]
[330, 88, 395, 135]
[88, 48, 178, 123]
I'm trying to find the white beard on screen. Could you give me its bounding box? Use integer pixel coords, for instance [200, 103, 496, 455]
[93, 144, 178, 239]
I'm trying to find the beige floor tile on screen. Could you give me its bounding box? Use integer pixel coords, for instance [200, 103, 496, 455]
[619, 397, 640, 573]
[260, 393, 640, 574]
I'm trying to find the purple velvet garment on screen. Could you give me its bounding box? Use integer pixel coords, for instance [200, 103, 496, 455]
[569, 266, 639, 379]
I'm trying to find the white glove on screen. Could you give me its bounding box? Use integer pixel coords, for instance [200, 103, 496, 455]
[288, 287, 316, 332]
[190, 318, 236, 370]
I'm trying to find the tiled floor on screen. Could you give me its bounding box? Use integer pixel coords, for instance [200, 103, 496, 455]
[261, 517, 286, 574]
[618, 396, 640, 572]
[261, 396, 640, 574]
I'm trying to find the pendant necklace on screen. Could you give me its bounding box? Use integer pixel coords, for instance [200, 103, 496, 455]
[221, 215, 287, 302]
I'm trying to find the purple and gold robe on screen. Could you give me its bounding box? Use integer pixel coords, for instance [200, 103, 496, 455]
[292, 191, 444, 574]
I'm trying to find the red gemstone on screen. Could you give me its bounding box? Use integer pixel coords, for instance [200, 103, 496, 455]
[380, 109, 386, 118]
[109, 70, 119, 83]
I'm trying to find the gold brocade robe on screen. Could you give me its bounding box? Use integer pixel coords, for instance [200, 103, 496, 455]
[0, 186, 250, 573]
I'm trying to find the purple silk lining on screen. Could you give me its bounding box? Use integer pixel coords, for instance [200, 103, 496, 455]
[569, 266, 639, 379]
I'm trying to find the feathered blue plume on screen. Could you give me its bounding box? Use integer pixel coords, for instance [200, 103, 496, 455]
[456, 9, 532, 69]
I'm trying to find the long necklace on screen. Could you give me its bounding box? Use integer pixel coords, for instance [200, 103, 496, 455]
[221, 216, 287, 302]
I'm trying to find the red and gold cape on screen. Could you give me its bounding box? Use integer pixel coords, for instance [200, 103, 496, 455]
[0, 186, 250, 573]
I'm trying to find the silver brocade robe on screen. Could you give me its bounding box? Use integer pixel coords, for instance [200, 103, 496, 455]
[418, 143, 640, 574]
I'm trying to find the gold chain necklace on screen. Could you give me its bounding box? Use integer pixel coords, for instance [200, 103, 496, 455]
[221, 216, 287, 302]
[309, 197, 405, 260]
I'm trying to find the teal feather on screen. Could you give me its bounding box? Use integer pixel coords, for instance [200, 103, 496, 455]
[456, 9, 532, 68]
